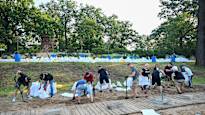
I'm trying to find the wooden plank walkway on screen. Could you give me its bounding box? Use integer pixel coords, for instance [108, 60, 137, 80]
[0, 92, 205, 115]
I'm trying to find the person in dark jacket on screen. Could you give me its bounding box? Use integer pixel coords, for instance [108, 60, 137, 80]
[12, 70, 31, 102]
[40, 72, 55, 97]
[98, 66, 112, 92]
[152, 64, 163, 95]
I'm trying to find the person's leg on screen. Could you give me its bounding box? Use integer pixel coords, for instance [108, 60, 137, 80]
[189, 76, 193, 88]
[87, 85, 93, 102]
[104, 77, 112, 92]
[77, 96, 81, 104]
[144, 85, 148, 97]
[190, 75, 193, 88]
[50, 80, 54, 97]
[12, 89, 18, 102]
[99, 77, 104, 92]
[180, 80, 184, 93]
[157, 79, 163, 94]
[175, 82, 182, 94]
[132, 80, 138, 98]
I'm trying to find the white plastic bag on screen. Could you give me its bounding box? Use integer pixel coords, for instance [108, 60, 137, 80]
[123, 77, 133, 88]
[30, 82, 40, 97]
[139, 75, 150, 86]
[95, 79, 112, 90]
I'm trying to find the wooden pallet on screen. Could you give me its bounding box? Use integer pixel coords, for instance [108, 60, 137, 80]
[1, 92, 205, 115]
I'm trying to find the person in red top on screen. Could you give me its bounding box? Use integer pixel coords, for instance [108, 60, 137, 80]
[83, 71, 95, 96]
[83, 72, 94, 84]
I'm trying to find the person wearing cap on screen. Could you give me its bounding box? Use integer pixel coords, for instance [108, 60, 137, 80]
[127, 63, 139, 98]
[40, 72, 55, 97]
[12, 70, 32, 102]
[97, 66, 112, 92]
[171, 67, 185, 94]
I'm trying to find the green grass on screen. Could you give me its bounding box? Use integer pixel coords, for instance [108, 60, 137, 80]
[0, 62, 204, 97]
[193, 77, 205, 84]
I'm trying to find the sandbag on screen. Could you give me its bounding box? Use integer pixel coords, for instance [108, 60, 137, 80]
[123, 77, 133, 88]
[30, 82, 40, 97]
[139, 75, 150, 86]
[30, 81, 57, 99]
[116, 81, 123, 87]
[95, 79, 112, 90]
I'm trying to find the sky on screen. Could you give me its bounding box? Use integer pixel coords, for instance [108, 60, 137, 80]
[35, 0, 163, 35]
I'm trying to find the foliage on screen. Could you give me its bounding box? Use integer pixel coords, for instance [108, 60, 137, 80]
[0, 43, 7, 50]
[147, 0, 198, 58]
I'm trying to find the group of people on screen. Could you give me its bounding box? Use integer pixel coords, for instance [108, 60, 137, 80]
[12, 62, 193, 104]
[12, 71, 55, 102]
[131, 62, 193, 98]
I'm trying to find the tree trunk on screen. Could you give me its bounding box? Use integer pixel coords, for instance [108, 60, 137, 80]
[196, 0, 205, 66]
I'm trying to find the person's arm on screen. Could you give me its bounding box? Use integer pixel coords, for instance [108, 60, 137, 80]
[129, 71, 136, 77]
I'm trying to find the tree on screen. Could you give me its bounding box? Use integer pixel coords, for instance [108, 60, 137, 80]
[196, 0, 205, 66]
[0, 0, 35, 52]
[150, 13, 197, 57]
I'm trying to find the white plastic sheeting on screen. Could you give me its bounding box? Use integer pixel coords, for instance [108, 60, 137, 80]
[0, 56, 194, 63]
[60, 92, 74, 97]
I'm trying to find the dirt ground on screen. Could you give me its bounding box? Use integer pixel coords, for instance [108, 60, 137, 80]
[0, 85, 205, 113]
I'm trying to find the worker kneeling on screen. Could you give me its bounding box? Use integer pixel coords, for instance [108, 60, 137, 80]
[72, 79, 93, 104]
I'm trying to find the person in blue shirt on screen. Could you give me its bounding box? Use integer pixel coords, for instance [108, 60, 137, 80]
[72, 79, 93, 104]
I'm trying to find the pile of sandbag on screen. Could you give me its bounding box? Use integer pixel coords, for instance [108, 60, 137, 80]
[30, 82, 57, 99]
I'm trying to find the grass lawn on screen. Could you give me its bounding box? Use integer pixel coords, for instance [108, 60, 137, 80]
[0, 62, 205, 97]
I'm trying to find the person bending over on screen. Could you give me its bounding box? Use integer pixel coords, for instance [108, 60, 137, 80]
[164, 63, 173, 81]
[181, 65, 193, 88]
[40, 72, 55, 97]
[72, 79, 93, 104]
[171, 68, 185, 94]
[12, 70, 31, 102]
[83, 72, 95, 96]
[98, 66, 112, 92]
